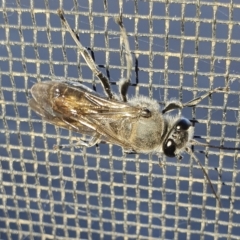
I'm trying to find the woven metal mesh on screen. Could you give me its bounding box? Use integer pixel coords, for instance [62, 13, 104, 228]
[1, 0, 240, 239]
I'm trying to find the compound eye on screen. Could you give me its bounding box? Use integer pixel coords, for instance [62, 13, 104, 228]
[176, 118, 192, 131]
[163, 139, 176, 158]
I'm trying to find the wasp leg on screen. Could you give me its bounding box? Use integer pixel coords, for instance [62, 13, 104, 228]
[183, 86, 229, 108]
[157, 153, 167, 169]
[162, 86, 229, 114]
[185, 147, 222, 207]
[118, 78, 131, 102]
[124, 150, 137, 154]
[53, 133, 101, 150]
[57, 9, 113, 99]
[158, 157, 165, 168]
[115, 15, 133, 102]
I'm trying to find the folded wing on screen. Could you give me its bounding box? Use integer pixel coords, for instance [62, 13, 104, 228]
[29, 81, 142, 148]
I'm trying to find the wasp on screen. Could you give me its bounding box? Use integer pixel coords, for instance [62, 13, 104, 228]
[29, 9, 239, 207]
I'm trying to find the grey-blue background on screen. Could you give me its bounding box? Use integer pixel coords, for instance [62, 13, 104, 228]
[0, 0, 240, 239]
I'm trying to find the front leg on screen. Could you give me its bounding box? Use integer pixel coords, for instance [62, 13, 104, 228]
[162, 86, 229, 114]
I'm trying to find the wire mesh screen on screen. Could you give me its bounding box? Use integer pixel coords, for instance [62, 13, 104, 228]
[1, 0, 240, 239]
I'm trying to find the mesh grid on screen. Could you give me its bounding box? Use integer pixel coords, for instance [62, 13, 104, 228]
[1, 0, 240, 239]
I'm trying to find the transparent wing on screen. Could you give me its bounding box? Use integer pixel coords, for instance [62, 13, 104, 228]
[29, 98, 96, 136]
[30, 81, 142, 148]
